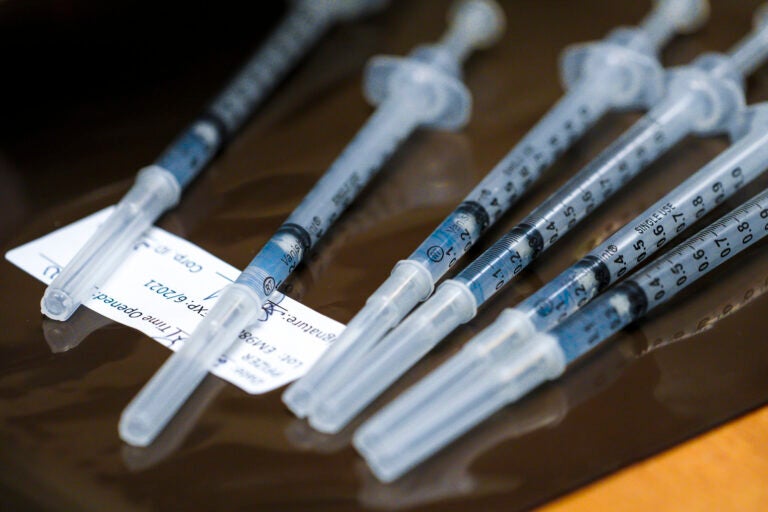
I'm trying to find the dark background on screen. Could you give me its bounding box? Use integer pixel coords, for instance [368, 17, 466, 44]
[1, 1, 767, 510]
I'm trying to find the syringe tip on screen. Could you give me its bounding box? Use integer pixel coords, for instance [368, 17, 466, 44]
[41, 288, 77, 322]
[119, 412, 155, 447]
[448, 0, 506, 49]
[282, 384, 313, 418]
[655, 0, 710, 34]
[308, 400, 351, 434]
[354, 434, 403, 483]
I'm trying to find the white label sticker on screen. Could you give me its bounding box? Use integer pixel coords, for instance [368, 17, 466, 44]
[5, 208, 345, 394]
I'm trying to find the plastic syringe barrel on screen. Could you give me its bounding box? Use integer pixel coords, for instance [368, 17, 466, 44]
[355, 187, 768, 482]
[40, 0, 386, 322]
[284, 0, 703, 418]
[119, 0, 506, 447]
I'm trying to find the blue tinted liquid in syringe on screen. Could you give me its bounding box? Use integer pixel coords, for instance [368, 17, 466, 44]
[518, 116, 768, 333]
[557, 190, 768, 362]
[456, 93, 696, 306]
[235, 94, 423, 302]
[154, 3, 334, 188]
[409, 77, 617, 281]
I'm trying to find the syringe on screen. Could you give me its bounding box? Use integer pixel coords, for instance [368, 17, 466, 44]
[306, 4, 768, 434]
[118, 0, 506, 447]
[283, 0, 710, 418]
[40, 0, 388, 322]
[356, 188, 768, 482]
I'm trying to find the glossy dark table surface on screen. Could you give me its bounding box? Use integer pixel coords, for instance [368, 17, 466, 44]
[1, 1, 767, 510]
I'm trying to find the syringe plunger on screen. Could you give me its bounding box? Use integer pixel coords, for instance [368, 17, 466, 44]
[640, 0, 710, 48]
